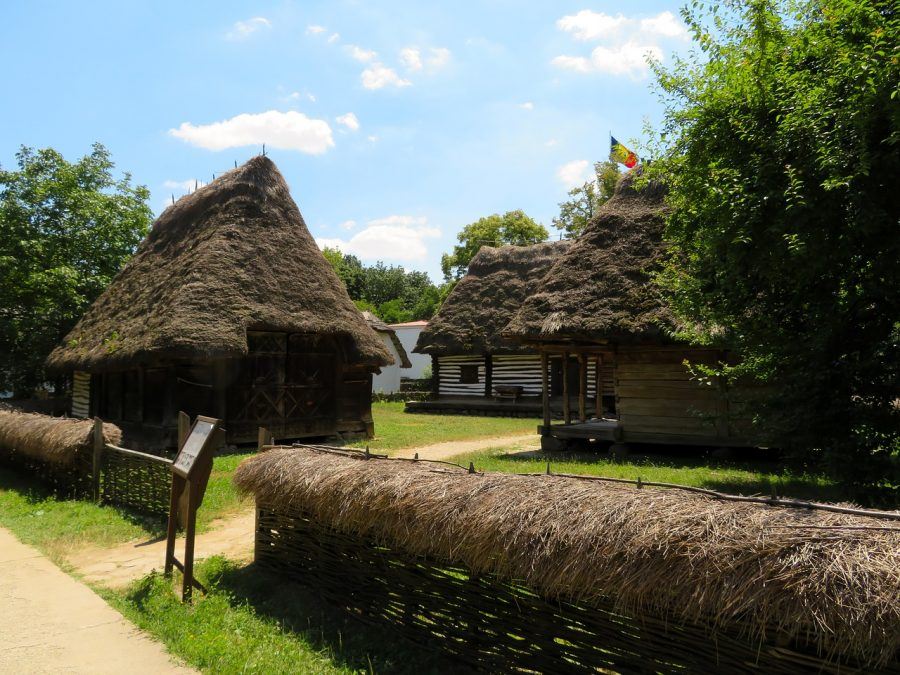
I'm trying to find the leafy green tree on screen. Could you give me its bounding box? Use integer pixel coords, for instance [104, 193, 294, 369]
[441, 210, 548, 281]
[652, 0, 899, 497]
[553, 160, 620, 236]
[0, 144, 151, 396]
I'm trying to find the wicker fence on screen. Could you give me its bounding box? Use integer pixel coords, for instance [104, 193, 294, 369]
[253, 503, 877, 675]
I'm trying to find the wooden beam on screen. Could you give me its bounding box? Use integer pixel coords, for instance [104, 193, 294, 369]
[595, 356, 603, 419]
[577, 353, 587, 423]
[562, 352, 571, 425]
[484, 354, 493, 399]
[92, 417, 103, 502]
[431, 355, 440, 398]
[541, 352, 550, 428]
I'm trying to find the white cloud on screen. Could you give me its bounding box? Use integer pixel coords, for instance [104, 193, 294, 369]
[163, 179, 205, 192]
[519, 101, 534, 110]
[367, 135, 378, 143]
[552, 10, 686, 77]
[641, 11, 689, 39]
[306, 24, 326, 35]
[427, 47, 451, 69]
[340, 219, 357, 230]
[557, 160, 592, 189]
[316, 216, 439, 262]
[327, 33, 340, 44]
[545, 139, 558, 147]
[282, 90, 316, 103]
[335, 112, 360, 131]
[361, 63, 411, 90]
[399, 47, 423, 71]
[346, 44, 377, 62]
[169, 110, 334, 154]
[226, 17, 271, 40]
[557, 10, 628, 41]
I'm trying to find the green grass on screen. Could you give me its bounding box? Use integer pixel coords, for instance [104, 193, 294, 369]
[102, 556, 466, 675]
[352, 401, 540, 454]
[454, 446, 842, 502]
[0, 466, 163, 563]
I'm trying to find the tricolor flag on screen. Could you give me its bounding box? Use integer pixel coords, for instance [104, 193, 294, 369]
[610, 136, 638, 169]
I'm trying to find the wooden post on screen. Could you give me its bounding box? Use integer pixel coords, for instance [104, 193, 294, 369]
[166, 412, 191, 578]
[562, 351, 571, 425]
[91, 417, 103, 501]
[431, 355, 440, 398]
[484, 354, 493, 399]
[257, 426, 274, 451]
[577, 353, 587, 423]
[178, 411, 191, 448]
[595, 356, 603, 419]
[181, 487, 198, 601]
[541, 351, 550, 429]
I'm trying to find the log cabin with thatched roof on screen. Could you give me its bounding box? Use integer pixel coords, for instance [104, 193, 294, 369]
[409, 240, 601, 416]
[46, 156, 392, 448]
[503, 173, 752, 450]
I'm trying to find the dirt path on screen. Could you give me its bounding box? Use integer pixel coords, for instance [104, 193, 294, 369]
[391, 433, 538, 461]
[70, 433, 538, 587]
[69, 510, 255, 589]
[0, 527, 194, 674]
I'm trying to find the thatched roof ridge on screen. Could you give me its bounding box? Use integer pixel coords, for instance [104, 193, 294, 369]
[414, 240, 571, 356]
[46, 156, 391, 371]
[234, 448, 900, 669]
[504, 172, 673, 343]
[0, 408, 121, 467]
[363, 312, 412, 369]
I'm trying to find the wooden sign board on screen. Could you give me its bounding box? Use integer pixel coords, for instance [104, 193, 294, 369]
[172, 416, 218, 478]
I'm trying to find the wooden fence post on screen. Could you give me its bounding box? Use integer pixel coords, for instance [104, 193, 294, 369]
[92, 417, 103, 501]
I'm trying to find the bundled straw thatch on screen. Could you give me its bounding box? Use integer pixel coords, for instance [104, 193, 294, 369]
[362, 311, 412, 368]
[46, 156, 391, 372]
[504, 172, 673, 343]
[0, 409, 121, 467]
[235, 447, 900, 669]
[415, 240, 570, 355]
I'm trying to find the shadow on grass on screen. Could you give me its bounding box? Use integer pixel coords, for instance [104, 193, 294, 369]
[203, 558, 472, 675]
[0, 464, 167, 538]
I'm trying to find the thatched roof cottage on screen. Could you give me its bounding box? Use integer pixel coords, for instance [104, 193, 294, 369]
[504, 174, 750, 449]
[363, 312, 411, 394]
[46, 156, 391, 447]
[410, 240, 584, 416]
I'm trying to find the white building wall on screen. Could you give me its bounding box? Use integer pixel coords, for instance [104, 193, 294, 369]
[492, 355, 543, 395]
[393, 325, 431, 379]
[437, 355, 485, 396]
[372, 332, 403, 394]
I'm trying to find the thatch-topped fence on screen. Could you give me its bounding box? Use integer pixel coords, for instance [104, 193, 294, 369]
[235, 446, 900, 673]
[0, 408, 172, 515]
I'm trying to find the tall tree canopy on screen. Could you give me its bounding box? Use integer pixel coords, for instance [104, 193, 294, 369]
[441, 210, 548, 281]
[553, 160, 620, 237]
[653, 0, 899, 496]
[0, 144, 151, 396]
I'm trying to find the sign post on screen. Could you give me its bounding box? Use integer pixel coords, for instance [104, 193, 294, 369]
[164, 413, 222, 601]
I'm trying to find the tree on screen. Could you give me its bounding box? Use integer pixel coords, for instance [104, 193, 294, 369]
[652, 0, 899, 497]
[0, 144, 151, 396]
[440, 210, 548, 281]
[553, 160, 620, 236]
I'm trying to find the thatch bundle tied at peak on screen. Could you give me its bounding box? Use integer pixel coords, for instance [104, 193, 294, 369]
[0, 409, 121, 467]
[415, 240, 571, 356]
[234, 447, 900, 669]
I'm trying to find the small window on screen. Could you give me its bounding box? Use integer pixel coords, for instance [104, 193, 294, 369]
[459, 365, 479, 384]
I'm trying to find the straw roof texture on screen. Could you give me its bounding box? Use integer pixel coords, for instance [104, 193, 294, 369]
[0, 408, 121, 467]
[46, 156, 391, 372]
[414, 240, 571, 356]
[234, 447, 900, 669]
[363, 312, 412, 369]
[504, 173, 673, 343]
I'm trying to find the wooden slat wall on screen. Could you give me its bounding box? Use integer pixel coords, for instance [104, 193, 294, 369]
[72, 371, 90, 418]
[437, 355, 485, 396]
[615, 348, 726, 439]
[492, 355, 543, 395]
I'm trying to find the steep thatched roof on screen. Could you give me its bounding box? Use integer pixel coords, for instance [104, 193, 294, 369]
[235, 447, 900, 670]
[0, 408, 121, 467]
[504, 173, 673, 344]
[414, 240, 571, 356]
[47, 156, 391, 372]
[363, 312, 412, 369]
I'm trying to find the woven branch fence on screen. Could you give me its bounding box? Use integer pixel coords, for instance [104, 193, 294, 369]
[237, 446, 900, 674]
[0, 411, 173, 517]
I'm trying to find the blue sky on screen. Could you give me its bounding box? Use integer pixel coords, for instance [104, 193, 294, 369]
[0, 1, 688, 283]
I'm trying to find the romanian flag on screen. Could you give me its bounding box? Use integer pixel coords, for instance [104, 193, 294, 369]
[610, 136, 638, 169]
